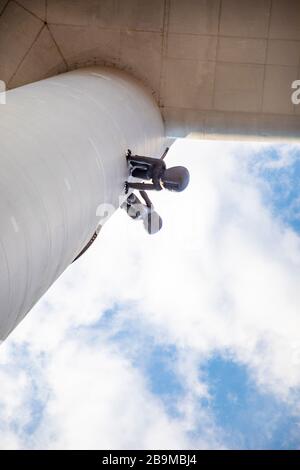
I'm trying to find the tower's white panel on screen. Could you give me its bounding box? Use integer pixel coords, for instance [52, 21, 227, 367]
[0, 66, 165, 340]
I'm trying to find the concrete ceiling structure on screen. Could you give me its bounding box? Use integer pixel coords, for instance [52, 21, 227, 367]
[1, 0, 300, 141]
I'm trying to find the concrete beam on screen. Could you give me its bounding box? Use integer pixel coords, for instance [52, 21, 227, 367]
[1, 0, 300, 141]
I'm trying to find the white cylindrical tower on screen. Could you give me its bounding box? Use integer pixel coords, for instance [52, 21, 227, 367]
[0, 66, 165, 341]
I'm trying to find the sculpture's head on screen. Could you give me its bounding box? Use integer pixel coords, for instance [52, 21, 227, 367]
[162, 166, 190, 192]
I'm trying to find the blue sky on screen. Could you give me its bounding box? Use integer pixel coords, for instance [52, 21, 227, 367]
[202, 355, 300, 450]
[0, 139, 300, 449]
[84, 297, 300, 449]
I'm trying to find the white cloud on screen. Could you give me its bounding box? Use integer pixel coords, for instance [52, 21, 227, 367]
[32, 337, 223, 450]
[1, 139, 300, 448]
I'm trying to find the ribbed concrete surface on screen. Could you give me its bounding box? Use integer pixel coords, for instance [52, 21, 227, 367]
[0, 0, 300, 140]
[0, 66, 165, 340]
